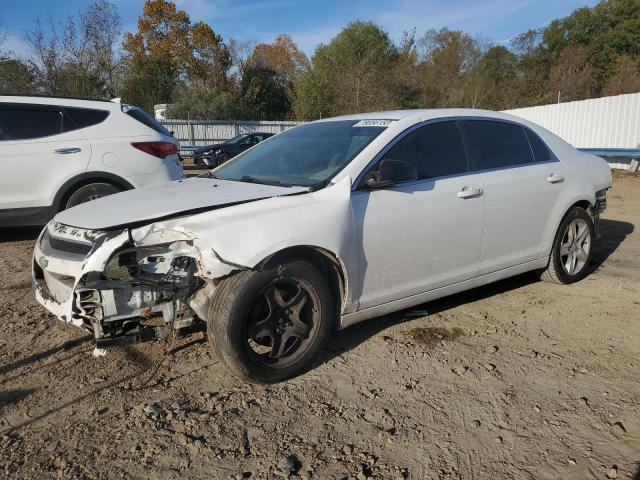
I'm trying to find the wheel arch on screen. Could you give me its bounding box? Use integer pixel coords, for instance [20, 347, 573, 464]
[53, 172, 135, 212]
[256, 245, 348, 324]
[544, 197, 596, 257]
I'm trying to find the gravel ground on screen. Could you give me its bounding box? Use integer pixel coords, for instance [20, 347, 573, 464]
[1, 174, 639, 480]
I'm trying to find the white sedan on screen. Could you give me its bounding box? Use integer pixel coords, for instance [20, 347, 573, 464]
[33, 109, 612, 383]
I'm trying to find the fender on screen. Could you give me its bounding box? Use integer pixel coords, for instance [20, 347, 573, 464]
[129, 176, 360, 313]
[541, 194, 595, 258]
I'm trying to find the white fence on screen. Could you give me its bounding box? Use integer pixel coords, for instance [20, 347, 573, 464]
[161, 119, 302, 147]
[503, 93, 640, 149]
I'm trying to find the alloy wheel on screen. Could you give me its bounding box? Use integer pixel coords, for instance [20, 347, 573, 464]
[560, 218, 591, 275]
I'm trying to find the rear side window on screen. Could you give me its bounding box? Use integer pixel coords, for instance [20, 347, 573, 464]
[0, 106, 64, 141]
[124, 106, 172, 136]
[463, 120, 535, 170]
[525, 129, 552, 162]
[382, 121, 468, 179]
[65, 107, 109, 129]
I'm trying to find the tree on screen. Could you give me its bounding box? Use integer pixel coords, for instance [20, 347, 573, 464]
[465, 45, 518, 109]
[418, 28, 481, 107]
[603, 54, 640, 96]
[293, 22, 398, 119]
[122, 55, 178, 113]
[241, 64, 291, 120]
[167, 85, 247, 120]
[392, 29, 422, 109]
[25, 2, 122, 97]
[81, 1, 123, 97]
[190, 21, 231, 89]
[0, 59, 35, 93]
[249, 34, 308, 79]
[540, 0, 640, 92]
[549, 43, 594, 103]
[122, 0, 191, 70]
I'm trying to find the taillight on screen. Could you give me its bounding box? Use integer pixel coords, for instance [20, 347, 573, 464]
[131, 141, 178, 158]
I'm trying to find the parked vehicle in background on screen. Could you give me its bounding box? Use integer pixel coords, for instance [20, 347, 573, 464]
[194, 132, 274, 168]
[0, 95, 183, 227]
[33, 109, 611, 384]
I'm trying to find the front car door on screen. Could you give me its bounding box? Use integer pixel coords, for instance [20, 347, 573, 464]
[0, 103, 90, 211]
[351, 120, 486, 310]
[460, 119, 568, 275]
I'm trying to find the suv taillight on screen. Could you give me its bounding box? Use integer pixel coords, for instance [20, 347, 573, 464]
[131, 141, 178, 158]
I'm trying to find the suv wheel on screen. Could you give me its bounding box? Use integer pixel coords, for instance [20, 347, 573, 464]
[65, 183, 121, 209]
[207, 260, 334, 384]
[540, 206, 595, 284]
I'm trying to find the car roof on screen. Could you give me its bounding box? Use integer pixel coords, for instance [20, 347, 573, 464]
[0, 94, 120, 111]
[316, 108, 526, 124]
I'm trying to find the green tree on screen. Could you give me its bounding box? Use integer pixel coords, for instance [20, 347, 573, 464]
[0, 59, 35, 93]
[541, 0, 640, 92]
[293, 22, 398, 119]
[189, 21, 230, 89]
[465, 46, 518, 109]
[241, 64, 291, 120]
[418, 28, 481, 107]
[122, 56, 178, 113]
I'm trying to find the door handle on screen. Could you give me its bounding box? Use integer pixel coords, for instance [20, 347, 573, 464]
[547, 173, 564, 183]
[54, 147, 82, 154]
[458, 186, 483, 199]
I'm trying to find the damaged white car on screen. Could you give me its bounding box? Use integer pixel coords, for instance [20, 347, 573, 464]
[33, 109, 612, 383]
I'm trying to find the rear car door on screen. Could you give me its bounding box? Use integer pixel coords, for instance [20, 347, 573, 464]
[352, 120, 485, 310]
[460, 119, 568, 275]
[0, 103, 91, 210]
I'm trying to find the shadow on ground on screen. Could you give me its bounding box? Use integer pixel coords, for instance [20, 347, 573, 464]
[0, 227, 41, 243]
[591, 219, 634, 269]
[0, 389, 35, 413]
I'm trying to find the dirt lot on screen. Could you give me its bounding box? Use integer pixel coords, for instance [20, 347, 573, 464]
[1, 174, 639, 480]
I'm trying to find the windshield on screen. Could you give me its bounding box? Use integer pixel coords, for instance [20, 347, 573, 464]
[213, 120, 387, 187]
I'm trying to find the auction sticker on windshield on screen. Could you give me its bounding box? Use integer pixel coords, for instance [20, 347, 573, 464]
[352, 119, 396, 127]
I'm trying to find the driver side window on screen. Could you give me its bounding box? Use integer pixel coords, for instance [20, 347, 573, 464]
[373, 121, 469, 181]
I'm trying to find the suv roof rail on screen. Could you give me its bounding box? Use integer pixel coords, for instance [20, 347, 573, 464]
[0, 93, 113, 103]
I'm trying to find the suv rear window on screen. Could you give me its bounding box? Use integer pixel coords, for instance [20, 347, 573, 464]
[124, 106, 172, 136]
[65, 107, 109, 129]
[0, 106, 64, 141]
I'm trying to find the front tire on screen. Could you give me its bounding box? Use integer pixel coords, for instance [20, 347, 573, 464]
[540, 206, 595, 284]
[207, 260, 334, 384]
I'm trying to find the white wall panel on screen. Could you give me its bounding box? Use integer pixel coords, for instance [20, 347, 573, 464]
[504, 93, 640, 148]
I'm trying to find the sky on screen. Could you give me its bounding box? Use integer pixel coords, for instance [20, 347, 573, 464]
[0, 0, 600, 58]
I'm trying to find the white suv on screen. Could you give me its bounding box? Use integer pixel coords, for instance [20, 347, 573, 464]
[0, 95, 183, 226]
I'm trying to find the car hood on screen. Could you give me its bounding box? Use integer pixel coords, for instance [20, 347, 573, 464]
[53, 177, 309, 230]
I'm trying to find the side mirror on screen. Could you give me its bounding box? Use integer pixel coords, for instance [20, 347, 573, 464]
[366, 159, 418, 189]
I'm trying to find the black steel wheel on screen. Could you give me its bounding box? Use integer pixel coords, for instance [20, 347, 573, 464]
[207, 260, 334, 383]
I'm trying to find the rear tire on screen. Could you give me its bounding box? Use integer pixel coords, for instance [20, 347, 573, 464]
[540, 206, 595, 284]
[207, 260, 334, 384]
[65, 183, 120, 209]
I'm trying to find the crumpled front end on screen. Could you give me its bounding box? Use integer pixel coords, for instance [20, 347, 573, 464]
[32, 221, 236, 342]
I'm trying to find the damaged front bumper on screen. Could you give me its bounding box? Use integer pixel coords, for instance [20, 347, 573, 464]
[32, 221, 237, 343]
